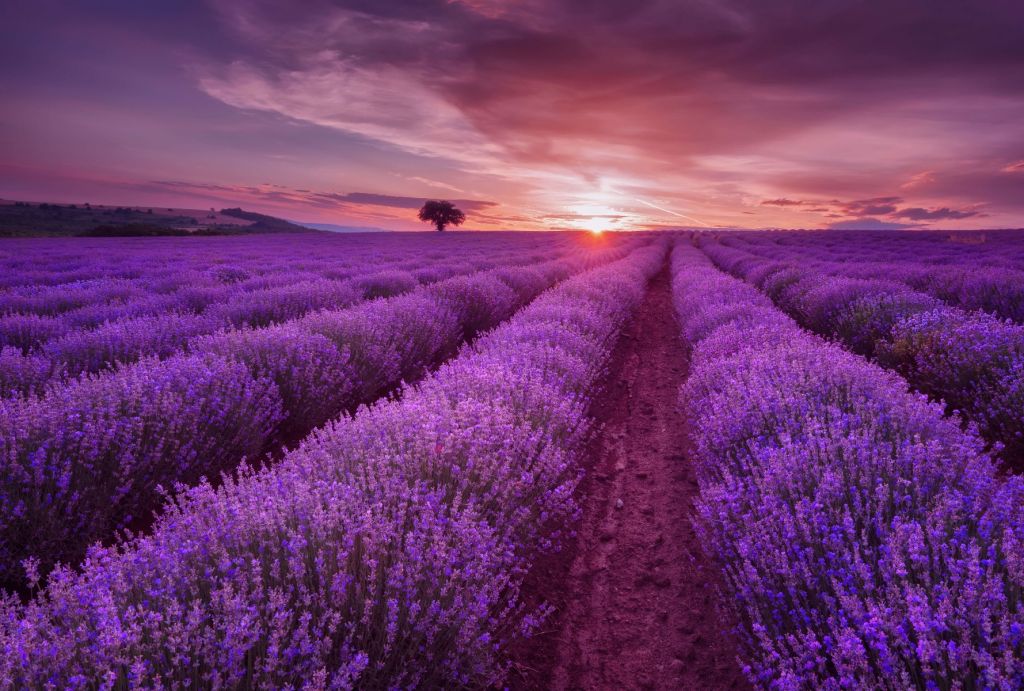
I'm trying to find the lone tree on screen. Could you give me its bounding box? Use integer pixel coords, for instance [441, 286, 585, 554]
[418, 200, 466, 232]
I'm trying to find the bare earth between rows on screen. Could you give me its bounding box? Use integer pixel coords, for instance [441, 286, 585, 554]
[512, 265, 749, 690]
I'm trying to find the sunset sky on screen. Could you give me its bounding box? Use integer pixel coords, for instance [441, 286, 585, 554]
[2, 0, 1023, 231]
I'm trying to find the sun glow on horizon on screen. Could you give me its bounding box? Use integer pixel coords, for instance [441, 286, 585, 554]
[565, 196, 628, 233]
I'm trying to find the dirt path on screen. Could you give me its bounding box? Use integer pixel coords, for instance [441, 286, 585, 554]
[511, 265, 749, 690]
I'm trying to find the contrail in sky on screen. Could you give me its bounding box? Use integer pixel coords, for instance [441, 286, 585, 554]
[633, 197, 711, 227]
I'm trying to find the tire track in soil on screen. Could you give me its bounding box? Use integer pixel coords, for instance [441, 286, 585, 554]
[509, 264, 749, 690]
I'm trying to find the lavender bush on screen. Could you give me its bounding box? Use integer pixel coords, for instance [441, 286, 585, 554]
[879, 309, 1024, 460]
[0, 313, 69, 353]
[671, 242, 1024, 689]
[354, 269, 419, 299]
[0, 238, 641, 589]
[42, 312, 223, 377]
[0, 353, 284, 584]
[190, 324, 355, 442]
[206, 279, 363, 328]
[0, 347, 60, 398]
[713, 231, 1024, 323]
[0, 235, 586, 391]
[0, 241, 664, 688]
[701, 238, 1024, 467]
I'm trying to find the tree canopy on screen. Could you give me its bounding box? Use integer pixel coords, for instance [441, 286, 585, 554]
[418, 200, 466, 232]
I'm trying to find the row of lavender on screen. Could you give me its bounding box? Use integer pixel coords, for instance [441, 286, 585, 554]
[0, 234, 557, 329]
[0, 243, 566, 395]
[0, 236, 644, 589]
[0, 241, 665, 688]
[745, 229, 1024, 270]
[1, 235, 579, 388]
[670, 242, 1024, 688]
[718, 232, 1024, 324]
[700, 237, 1024, 468]
[0, 233, 575, 293]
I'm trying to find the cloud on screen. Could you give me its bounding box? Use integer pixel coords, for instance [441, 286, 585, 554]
[312, 191, 497, 211]
[197, 57, 499, 166]
[759, 196, 903, 216]
[756, 193, 985, 226]
[901, 170, 937, 189]
[542, 212, 626, 221]
[198, 1, 1024, 171]
[891, 206, 981, 221]
[838, 197, 904, 216]
[404, 176, 466, 193]
[144, 180, 497, 216]
[761, 198, 810, 207]
[828, 218, 917, 230]
[5, 0, 1024, 228]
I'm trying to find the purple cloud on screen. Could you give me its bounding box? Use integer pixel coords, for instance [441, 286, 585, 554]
[892, 206, 981, 221]
[761, 199, 810, 207]
[838, 197, 905, 217]
[828, 218, 917, 230]
[315, 192, 497, 212]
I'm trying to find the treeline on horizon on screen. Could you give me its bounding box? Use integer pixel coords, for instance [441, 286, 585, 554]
[78, 224, 250, 237]
[0, 201, 314, 237]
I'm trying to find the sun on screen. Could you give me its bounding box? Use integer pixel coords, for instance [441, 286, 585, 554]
[586, 216, 616, 233]
[567, 205, 619, 234]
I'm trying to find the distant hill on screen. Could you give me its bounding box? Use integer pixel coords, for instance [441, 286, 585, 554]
[0, 199, 316, 237]
[219, 208, 315, 234]
[298, 222, 392, 233]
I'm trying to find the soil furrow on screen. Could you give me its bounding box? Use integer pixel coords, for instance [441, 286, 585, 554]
[511, 264, 749, 690]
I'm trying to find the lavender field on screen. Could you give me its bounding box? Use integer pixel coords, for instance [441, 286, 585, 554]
[2, 229, 1024, 689]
